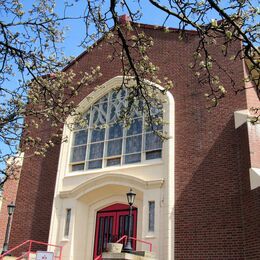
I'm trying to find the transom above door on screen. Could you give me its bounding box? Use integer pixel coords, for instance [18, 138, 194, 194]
[93, 203, 137, 259]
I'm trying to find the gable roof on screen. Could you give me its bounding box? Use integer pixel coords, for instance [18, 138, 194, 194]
[63, 16, 198, 72]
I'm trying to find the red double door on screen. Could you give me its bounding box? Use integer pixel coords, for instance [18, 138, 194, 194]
[93, 203, 137, 259]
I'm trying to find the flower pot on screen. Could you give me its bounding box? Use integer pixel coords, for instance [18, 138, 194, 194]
[107, 243, 123, 253]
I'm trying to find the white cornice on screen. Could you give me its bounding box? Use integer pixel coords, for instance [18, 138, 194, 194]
[59, 173, 164, 198]
[234, 109, 249, 129]
[250, 168, 260, 190]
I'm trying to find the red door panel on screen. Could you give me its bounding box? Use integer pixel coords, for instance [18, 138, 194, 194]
[93, 204, 137, 259]
[116, 210, 137, 249]
[94, 212, 116, 258]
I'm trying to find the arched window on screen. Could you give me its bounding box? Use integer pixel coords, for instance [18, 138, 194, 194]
[70, 87, 163, 172]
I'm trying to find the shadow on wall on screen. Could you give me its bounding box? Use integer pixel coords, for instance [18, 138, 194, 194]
[173, 117, 256, 259]
[30, 143, 61, 252]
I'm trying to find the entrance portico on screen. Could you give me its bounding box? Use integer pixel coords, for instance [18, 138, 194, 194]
[48, 172, 168, 259]
[77, 182, 143, 260]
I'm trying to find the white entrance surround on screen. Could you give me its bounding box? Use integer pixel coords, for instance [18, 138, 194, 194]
[48, 76, 175, 260]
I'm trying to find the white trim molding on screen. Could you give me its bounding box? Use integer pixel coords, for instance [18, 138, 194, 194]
[59, 173, 165, 199]
[249, 168, 260, 190]
[234, 109, 249, 129]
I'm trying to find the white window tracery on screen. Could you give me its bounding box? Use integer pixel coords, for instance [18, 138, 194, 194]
[70, 88, 163, 172]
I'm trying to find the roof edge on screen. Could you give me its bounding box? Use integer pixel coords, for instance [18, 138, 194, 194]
[131, 21, 197, 35]
[63, 20, 198, 71]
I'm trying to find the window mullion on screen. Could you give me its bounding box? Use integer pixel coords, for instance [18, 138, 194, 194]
[85, 109, 92, 170]
[141, 112, 145, 162]
[103, 97, 110, 168]
[121, 95, 129, 166]
[122, 125, 127, 166]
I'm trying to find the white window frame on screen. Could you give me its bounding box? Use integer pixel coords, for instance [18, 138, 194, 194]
[148, 201, 155, 232]
[64, 208, 71, 238]
[68, 86, 163, 173]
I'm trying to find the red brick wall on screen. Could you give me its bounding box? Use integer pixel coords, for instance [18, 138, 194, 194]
[238, 124, 260, 259]
[0, 165, 21, 250]
[8, 139, 61, 251]
[8, 25, 260, 258]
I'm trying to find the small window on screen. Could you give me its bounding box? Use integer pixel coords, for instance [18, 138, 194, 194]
[64, 208, 71, 237]
[148, 201, 155, 232]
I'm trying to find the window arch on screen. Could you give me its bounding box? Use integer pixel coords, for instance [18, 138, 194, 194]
[70, 87, 163, 172]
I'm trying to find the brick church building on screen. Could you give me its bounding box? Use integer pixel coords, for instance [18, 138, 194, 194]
[0, 19, 259, 259]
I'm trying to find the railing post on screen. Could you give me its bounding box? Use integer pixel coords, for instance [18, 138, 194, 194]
[0, 240, 64, 259]
[59, 246, 63, 260]
[28, 240, 32, 260]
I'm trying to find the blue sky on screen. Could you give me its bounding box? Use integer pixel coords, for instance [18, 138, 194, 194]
[54, 0, 177, 58]
[41, 0, 260, 59]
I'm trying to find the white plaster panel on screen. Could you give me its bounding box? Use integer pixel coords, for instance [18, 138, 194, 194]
[234, 110, 249, 129]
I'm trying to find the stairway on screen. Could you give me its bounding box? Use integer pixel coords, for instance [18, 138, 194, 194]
[102, 251, 157, 260]
[0, 240, 61, 260]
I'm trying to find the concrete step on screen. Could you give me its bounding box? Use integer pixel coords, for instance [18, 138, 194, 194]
[102, 251, 157, 260]
[131, 251, 156, 258]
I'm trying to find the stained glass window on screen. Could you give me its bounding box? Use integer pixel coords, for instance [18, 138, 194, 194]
[70, 88, 163, 171]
